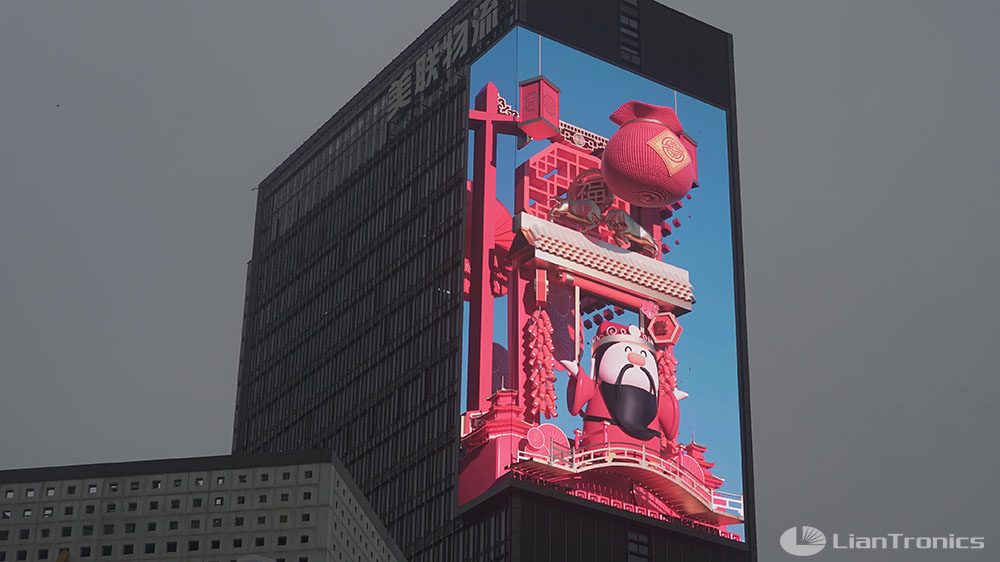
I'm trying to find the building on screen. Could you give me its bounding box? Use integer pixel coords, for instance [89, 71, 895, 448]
[0, 450, 405, 562]
[231, 1, 754, 561]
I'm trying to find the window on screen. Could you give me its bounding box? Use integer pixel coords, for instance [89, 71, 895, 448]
[304, 470, 313, 479]
[108, 483, 118, 493]
[212, 518, 222, 528]
[172, 479, 182, 488]
[121, 544, 133, 555]
[282, 472, 291, 481]
[236, 496, 246, 505]
[1, 511, 9, 520]
[148, 500, 159, 510]
[127, 502, 137, 512]
[210, 539, 220, 549]
[215, 476, 225, 485]
[627, 529, 651, 562]
[190, 519, 200, 529]
[45, 487, 55, 497]
[100, 545, 111, 557]
[168, 521, 178, 530]
[256, 516, 265, 525]
[18, 530, 28, 540]
[147, 522, 156, 531]
[21, 509, 31, 518]
[144, 544, 155, 554]
[187, 540, 199, 552]
[277, 536, 287, 546]
[170, 500, 180, 509]
[260, 473, 269, 482]
[64, 507, 73, 516]
[66, 485, 76, 495]
[85, 504, 95, 514]
[37, 550, 48, 561]
[192, 498, 203, 508]
[280, 493, 289, 502]
[194, 478, 204, 486]
[303, 491, 312, 500]
[87, 485, 97, 494]
[15, 552, 25, 561]
[40, 529, 50, 538]
[151, 480, 161, 490]
[279, 514, 288, 523]
[165, 542, 177, 553]
[235, 517, 244, 527]
[255, 537, 265, 547]
[79, 546, 91, 557]
[103, 524, 114, 535]
[238, 475, 247, 483]
[232, 539, 243, 548]
[105, 503, 116, 513]
[298, 558, 308, 562]
[129, 481, 140, 491]
[213, 497, 223, 506]
[25, 489, 35, 498]
[82, 525, 93, 536]
[42, 507, 53, 518]
[61, 527, 71, 537]
[300, 534, 309, 544]
[125, 523, 135, 533]
[3, 490, 12, 499]
[258, 494, 267, 503]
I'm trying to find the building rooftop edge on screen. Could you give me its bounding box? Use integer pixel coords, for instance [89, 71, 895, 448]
[0, 449, 334, 485]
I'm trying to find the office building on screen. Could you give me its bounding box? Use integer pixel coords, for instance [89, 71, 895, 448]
[0, 450, 404, 562]
[232, 1, 755, 560]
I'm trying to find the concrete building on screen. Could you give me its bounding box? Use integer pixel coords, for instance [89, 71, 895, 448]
[0, 450, 404, 562]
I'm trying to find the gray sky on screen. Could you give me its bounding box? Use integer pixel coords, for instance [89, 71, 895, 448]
[1, 1, 998, 560]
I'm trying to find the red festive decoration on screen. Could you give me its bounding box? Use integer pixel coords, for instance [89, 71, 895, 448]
[601, 101, 698, 207]
[656, 346, 679, 395]
[648, 312, 683, 346]
[524, 309, 558, 419]
[518, 76, 562, 141]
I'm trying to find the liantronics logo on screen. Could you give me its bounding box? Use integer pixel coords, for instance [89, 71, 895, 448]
[779, 526, 987, 556]
[780, 526, 827, 557]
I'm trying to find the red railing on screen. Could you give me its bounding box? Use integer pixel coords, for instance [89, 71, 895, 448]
[516, 439, 743, 518]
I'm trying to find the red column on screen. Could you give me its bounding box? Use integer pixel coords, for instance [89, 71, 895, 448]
[467, 82, 518, 412]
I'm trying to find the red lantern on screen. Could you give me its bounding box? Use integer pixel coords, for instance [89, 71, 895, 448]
[517, 76, 561, 141]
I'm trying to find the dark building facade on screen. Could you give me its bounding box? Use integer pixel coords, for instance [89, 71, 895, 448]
[232, 1, 753, 561]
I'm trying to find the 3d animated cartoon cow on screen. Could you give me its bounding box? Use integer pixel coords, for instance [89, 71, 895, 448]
[560, 321, 680, 451]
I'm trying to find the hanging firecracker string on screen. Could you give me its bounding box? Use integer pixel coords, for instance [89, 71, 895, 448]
[523, 309, 558, 419]
[656, 346, 678, 395]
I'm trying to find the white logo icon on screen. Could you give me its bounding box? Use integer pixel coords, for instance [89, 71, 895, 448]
[780, 526, 827, 557]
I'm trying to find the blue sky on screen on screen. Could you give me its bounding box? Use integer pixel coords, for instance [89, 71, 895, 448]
[462, 28, 744, 500]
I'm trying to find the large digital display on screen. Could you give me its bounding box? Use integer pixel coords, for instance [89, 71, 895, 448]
[459, 27, 745, 541]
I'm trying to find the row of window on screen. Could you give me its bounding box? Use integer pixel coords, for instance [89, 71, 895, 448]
[1, 470, 315, 502]
[0, 542, 312, 561]
[1, 490, 315, 520]
[0, 512, 312, 541]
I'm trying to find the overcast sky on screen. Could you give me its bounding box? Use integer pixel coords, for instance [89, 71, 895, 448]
[1, 1, 998, 560]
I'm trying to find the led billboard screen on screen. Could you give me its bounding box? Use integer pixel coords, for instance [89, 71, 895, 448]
[459, 27, 746, 542]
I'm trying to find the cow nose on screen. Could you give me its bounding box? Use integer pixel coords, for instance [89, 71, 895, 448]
[627, 352, 646, 366]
